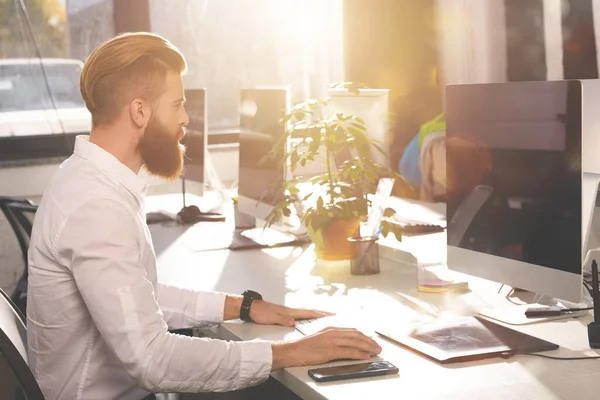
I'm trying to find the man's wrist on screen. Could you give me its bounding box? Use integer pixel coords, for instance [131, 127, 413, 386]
[224, 295, 243, 321]
[271, 342, 299, 370]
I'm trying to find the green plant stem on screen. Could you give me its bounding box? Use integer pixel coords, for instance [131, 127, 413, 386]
[325, 140, 336, 202]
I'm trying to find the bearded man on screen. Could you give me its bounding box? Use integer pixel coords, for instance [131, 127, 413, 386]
[26, 32, 380, 400]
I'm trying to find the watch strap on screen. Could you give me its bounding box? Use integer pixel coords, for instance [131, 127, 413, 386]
[240, 290, 262, 322]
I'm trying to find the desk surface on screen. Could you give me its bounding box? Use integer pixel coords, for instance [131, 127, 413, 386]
[150, 217, 600, 400]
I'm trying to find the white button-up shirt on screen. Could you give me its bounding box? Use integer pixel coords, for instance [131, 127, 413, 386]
[27, 136, 272, 400]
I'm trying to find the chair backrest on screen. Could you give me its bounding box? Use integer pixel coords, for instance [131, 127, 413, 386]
[0, 288, 44, 400]
[0, 287, 25, 325]
[0, 197, 38, 316]
[447, 185, 494, 247]
[0, 197, 37, 265]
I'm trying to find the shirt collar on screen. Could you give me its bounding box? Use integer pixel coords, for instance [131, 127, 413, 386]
[73, 135, 149, 199]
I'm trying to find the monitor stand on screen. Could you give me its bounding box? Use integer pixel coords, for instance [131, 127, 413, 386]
[227, 216, 309, 250]
[235, 227, 301, 246]
[478, 286, 591, 325]
[145, 180, 224, 225]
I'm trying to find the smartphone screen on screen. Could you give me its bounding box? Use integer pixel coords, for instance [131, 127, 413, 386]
[308, 361, 399, 382]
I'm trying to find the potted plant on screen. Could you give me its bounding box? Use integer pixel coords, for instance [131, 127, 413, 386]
[264, 95, 415, 261]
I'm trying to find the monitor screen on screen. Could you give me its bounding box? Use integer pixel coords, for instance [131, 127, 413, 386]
[327, 89, 390, 168]
[182, 89, 206, 184]
[238, 88, 289, 206]
[446, 81, 582, 276]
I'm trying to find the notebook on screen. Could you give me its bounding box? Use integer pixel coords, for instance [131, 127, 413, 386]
[375, 316, 558, 364]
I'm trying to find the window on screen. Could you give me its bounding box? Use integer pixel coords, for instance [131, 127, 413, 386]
[0, 61, 85, 112]
[0, 0, 105, 153]
[149, 0, 344, 130]
[0, 0, 343, 145]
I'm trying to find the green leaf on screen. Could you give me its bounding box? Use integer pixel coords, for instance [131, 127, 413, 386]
[364, 167, 377, 183]
[347, 127, 366, 139]
[383, 207, 396, 218]
[310, 213, 323, 230]
[382, 222, 390, 238]
[371, 142, 387, 156]
[349, 121, 366, 131]
[340, 185, 354, 197]
[290, 151, 299, 167]
[317, 196, 324, 209]
[393, 227, 403, 243]
[309, 139, 320, 154]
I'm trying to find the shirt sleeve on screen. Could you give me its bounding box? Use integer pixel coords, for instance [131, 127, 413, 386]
[56, 198, 272, 393]
[156, 283, 227, 330]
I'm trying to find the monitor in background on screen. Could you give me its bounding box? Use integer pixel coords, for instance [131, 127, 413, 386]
[181, 88, 207, 195]
[237, 87, 290, 223]
[327, 88, 390, 169]
[445, 80, 600, 324]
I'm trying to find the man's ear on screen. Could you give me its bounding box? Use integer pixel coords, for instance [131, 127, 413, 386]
[129, 98, 150, 129]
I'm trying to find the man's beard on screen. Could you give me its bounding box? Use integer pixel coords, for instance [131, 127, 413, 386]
[138, 116, 186, 181]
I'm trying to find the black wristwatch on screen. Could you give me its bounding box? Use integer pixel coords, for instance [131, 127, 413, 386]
[240, 290, 263, 322]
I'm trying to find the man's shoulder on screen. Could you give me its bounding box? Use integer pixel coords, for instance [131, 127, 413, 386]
[44, 157, 124, 213]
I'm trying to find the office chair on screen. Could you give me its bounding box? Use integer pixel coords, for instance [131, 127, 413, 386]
[0, 288, 44, 400]
[447, 185, 493, 247]
[0, 197, 37, 316]
[0, 285, 25, 325]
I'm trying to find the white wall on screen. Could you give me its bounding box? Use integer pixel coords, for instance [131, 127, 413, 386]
[435, 0, 507, 85]
[147, 0, 344, 129]
[593, 0, 600, 73]
[438, 0, 600, 84]
[544, 0, 564, 80]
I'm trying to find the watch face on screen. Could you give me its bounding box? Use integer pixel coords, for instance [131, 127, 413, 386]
[244, 290, 262, 300]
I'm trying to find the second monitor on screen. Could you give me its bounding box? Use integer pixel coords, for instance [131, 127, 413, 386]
[181, 88, 208, 192]
[237, 87, 291, 222]
[445, 80, 600, 315]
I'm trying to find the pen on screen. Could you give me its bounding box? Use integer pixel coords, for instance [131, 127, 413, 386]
[355, 226, 383, 271]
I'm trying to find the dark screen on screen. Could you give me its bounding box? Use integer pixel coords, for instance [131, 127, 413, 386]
[238, 89, 288, 205]
[310, 361, 396, 378]
[446, 81, 582, 275]
[182, 89, 206, 183]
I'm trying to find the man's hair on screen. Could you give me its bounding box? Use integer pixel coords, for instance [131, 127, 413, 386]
[80, 32, 187, 127]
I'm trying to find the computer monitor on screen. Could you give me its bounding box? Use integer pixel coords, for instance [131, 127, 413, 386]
[445, 80, 600, 309]
[181, 88, 207, 195]
[237, 87, 291, 221]
[327, 88, 390, 168]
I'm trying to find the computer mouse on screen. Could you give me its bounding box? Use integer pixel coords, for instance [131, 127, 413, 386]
[177, 205, 226, 224]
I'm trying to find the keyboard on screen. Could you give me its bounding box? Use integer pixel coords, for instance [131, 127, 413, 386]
[383, 196, 446, 236]
[183, 226, 309, 252]
[394, 222, 445, 236]
[295, 315, 376, 337]
[229, 228, 308, 250]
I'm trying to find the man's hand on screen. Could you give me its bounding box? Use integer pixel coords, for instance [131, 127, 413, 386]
[271, 327, 382, 369]
[249, 300, 332, 327]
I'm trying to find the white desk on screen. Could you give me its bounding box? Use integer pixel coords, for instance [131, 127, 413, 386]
[151, 221, 600, 400]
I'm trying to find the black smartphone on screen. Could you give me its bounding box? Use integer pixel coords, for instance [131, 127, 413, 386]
[308, 361, 399, 382]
